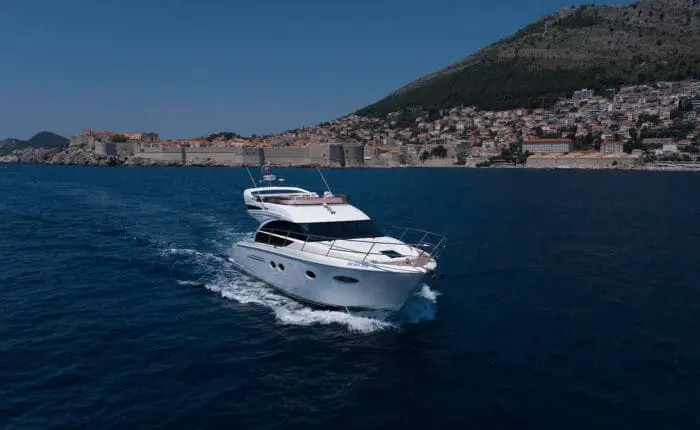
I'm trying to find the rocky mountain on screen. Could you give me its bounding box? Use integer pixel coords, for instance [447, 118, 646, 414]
[0, 138, 30, 155]
[27, 131, 69, 148]
[0, 132, 69, 155]
[357, 0, 700, 116]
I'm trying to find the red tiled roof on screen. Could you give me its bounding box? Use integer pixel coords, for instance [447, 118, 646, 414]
[524, 138, 573, 143]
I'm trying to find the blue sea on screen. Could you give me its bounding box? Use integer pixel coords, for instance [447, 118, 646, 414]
[2, 165, 700, 429]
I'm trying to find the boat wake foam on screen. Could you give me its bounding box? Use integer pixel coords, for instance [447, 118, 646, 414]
[165, 227, 440, 333]
[204, 269, 439, 333]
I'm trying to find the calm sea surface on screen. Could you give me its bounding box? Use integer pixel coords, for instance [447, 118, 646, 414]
[1, 165, 700, 429]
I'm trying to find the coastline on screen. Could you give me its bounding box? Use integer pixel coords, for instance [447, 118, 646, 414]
[2, 147, 700, 172]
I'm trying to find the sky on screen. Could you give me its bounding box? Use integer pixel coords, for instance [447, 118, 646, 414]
[0, 0, 624, 139]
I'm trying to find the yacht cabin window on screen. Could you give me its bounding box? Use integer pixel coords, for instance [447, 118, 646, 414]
[300, 220, 382, 241]
[255, 220, 383, 244]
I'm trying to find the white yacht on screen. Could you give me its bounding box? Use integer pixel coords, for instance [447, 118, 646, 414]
[230, 168, 447, 311]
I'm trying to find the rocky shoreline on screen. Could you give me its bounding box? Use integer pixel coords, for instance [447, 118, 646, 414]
[1, 147, 193, 167]
[3, 147, 700, 171]
[0, 147, 361, 168]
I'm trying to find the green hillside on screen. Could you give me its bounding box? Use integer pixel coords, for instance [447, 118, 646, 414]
[0, 132, 69, 155]
[357, 0, 700, 116]
[28, 131, 69, 148]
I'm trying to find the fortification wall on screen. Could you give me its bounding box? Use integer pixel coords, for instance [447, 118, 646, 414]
[116, 141, 137, 156]
[239, 147, 265, 165]
[263, 147, 311, 166]
[70, 135, 96, 150]
[420, 158, 458, 167]
[527, 155, 640, 169]
[342, 143, 364, 167]
[130, 143, 367, 167]
[135, 147, 186, 163]
[185, 147, 264, 166]
[328, 144, 345, 167]
[92, 139, 134, 156]
[308, 143, 345, 166]
[95, 141, 116, 156]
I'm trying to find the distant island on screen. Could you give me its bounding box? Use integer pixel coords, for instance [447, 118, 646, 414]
[2, 0, 699, 171]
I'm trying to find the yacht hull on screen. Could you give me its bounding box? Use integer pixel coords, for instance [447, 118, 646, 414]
[247, 210, 280, 224]
[230, 242, 427, 311]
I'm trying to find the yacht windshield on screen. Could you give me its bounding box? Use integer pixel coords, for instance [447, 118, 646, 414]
[301, 220, 383, 241]
[252, 188, 306, 196]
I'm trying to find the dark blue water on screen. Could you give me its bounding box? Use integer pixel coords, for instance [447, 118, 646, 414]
[2, 165, 700, 429]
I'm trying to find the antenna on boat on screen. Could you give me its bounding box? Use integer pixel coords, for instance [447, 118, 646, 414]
[246, 167, 267, 210]
[316, 167, 333, 195]
[246, 167, 258, 188]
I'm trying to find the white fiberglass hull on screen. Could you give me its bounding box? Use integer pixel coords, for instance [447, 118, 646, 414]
[247, 210, 281, 224]
[230, 242, 429, 311]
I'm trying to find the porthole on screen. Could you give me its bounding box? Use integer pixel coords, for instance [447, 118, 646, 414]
[270, 261, 276, 269]
[333, 275, 359, 284]
[278, 263, 285, 271]
[305, 271, 316, 279]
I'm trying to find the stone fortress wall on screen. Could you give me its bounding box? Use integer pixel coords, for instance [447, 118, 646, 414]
[129, 142, 365, 167]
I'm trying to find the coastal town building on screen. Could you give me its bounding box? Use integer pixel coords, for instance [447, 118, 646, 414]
[522, 139, 574, 154]
[662, 144, 679, 154]
[573, 88, 595, 102]
[64, 79, 700, 168]
[601, 140, 624, 154]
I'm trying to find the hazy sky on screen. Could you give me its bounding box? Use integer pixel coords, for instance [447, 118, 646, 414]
[0, 0, 623, 139]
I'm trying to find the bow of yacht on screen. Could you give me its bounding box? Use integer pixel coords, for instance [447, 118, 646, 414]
[230, 168, 447, 311]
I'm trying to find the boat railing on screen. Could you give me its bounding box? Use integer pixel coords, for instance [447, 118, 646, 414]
[255, 226, 447, 268]
[257, 194, 349, 205]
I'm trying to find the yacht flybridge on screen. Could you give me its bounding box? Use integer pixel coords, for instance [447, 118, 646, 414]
[230, 166, 447, 311]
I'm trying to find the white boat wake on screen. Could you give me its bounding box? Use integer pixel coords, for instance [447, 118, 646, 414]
[203, 269, 439, 333]
[164, 227, 440, 333]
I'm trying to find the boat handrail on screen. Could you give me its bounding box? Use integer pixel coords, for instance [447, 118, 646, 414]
[254, 226, 447, 267]
[257, 194, 349, 205]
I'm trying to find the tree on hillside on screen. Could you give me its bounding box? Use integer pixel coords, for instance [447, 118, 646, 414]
[574, 132, 594, 150]
[206, 132, 242, 142]
[428, 107, 441, 122]
[509, 142, 521, 155]
[393, 110, 422, 129]
[112, 134, 128, 143]
[518, 151, 531, 164]
[637, 113, 660, 125]
[500, 146, 514, 161]
[430, 145, 448, 158]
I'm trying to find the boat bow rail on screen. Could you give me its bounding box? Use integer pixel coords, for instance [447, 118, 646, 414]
[253, 225, 447, 269]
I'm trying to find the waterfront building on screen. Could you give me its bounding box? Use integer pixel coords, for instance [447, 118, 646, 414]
[601, 140, 624, 154]
[522, 138, 573, 154]
[663, 144, 679, 154]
